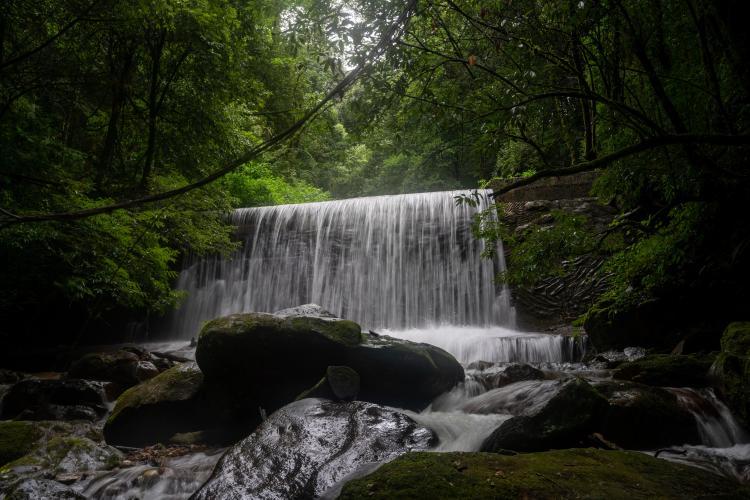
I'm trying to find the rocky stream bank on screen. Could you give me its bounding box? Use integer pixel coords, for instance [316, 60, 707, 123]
[0, 307, 749, 498]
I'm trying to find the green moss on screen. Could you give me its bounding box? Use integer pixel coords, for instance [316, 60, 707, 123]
[339, 449, 749, 499]
[0, 421, 42, 467]
[715, 322, 750, 423]
[285, 317, 362, 346]
[721, 322, 750, 357]
[612, 354, 713, 387]
[107, 362, 203, 425]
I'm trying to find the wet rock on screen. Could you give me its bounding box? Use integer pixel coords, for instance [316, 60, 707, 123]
[326, 366, 360, 400]
[713, 322, 750, 425]
[67, 349, 160, 391]
[297, 366, 361, 402]
[612, 354, 714, 387]
[3, 478, 86, 499]
[103, 362, 216, 447]
[472, 363, 545, 391]
[466, 360, 494, 371]
[196, 311, 464, 413]
[0, 379, 106, 421]
[273, 303, 338, 318]
[0, 420, 121, 497]
[481, 378, 608, 452]
[594, 381, 700, 449]
[338, 449, 750, 499]
[192, 399, 435, 500]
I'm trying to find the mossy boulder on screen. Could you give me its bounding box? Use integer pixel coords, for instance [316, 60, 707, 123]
[338, 449, 750, 499]
[713, 321, 750, 424]
[481, 378, 608, 453]
[594, 381, 700, 449]
[0, 422, 42, 467]
[1, 420, 121, 497]
[612, 354, 714, 387]
[103, 362, 218, 447]
[196, 312, 464, 413]
[347, 333, 465, 410]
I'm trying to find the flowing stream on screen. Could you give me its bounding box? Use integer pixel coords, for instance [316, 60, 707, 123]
[92, 190, 749, 497]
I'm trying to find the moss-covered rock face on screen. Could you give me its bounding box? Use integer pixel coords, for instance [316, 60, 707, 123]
[714, 322, 750, 424]
[338, 449, 750, 499]
[103, 362, 211, 447]
[1, 420, 121, 497]
[196, 312, 464, 413]
[612, 354, 714, 387]
[481, 378, 608, 453]
[0, 422, 42, 467]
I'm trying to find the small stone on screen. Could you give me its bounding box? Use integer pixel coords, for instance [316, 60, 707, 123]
[54, 472, 81, 485]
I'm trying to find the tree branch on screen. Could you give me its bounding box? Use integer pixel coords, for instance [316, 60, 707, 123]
[491, 134, 750, 197]
[0, 0, 103, 70]
[0, 0, 418, 227]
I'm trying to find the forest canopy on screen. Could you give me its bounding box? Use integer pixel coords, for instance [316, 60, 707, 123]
[1, 0, 749, 342]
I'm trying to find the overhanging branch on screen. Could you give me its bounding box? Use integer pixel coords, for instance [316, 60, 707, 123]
[491, 134, 750, 197]
[1, 0, 417, 227]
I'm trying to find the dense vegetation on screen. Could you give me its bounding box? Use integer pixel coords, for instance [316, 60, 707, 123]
[1, 0, 749, 344]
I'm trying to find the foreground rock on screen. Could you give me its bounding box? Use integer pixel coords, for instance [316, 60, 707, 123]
[481, 378, 607, 452]
[192, 398, 435, 499]
[338, 449, 750, 499]
[1, 379, 107, 421]
[0, 420, 121, 498]
[196, 311, 464, 413]
[714, 322, 750, 424]
[612, 354, 714, 387]
[103, 362, 216, 447]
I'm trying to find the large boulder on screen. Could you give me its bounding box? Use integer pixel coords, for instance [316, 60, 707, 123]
[612, 354, 714, 387]
[103, 362, 219, 447]
[481, 378, 608, 452]
[1, 379, 107, 422]
[594, 381, 700, 449]
[713, 321, 750, 424]
[338, 449, 750, 499]
[191, 398, 435, 499]
[196, 311, 464, 413]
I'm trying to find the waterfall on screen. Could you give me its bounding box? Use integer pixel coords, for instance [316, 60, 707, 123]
[169, 190, 513, 338]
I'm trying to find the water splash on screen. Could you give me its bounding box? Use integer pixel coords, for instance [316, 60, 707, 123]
[81, 451, 223, 500]
[168, 190, 513, 338]
[671, 388, 749, 448]
[383, 326, 585, 364]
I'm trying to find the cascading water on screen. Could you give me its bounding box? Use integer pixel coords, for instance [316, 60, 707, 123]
[169, 190, 514, 338]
